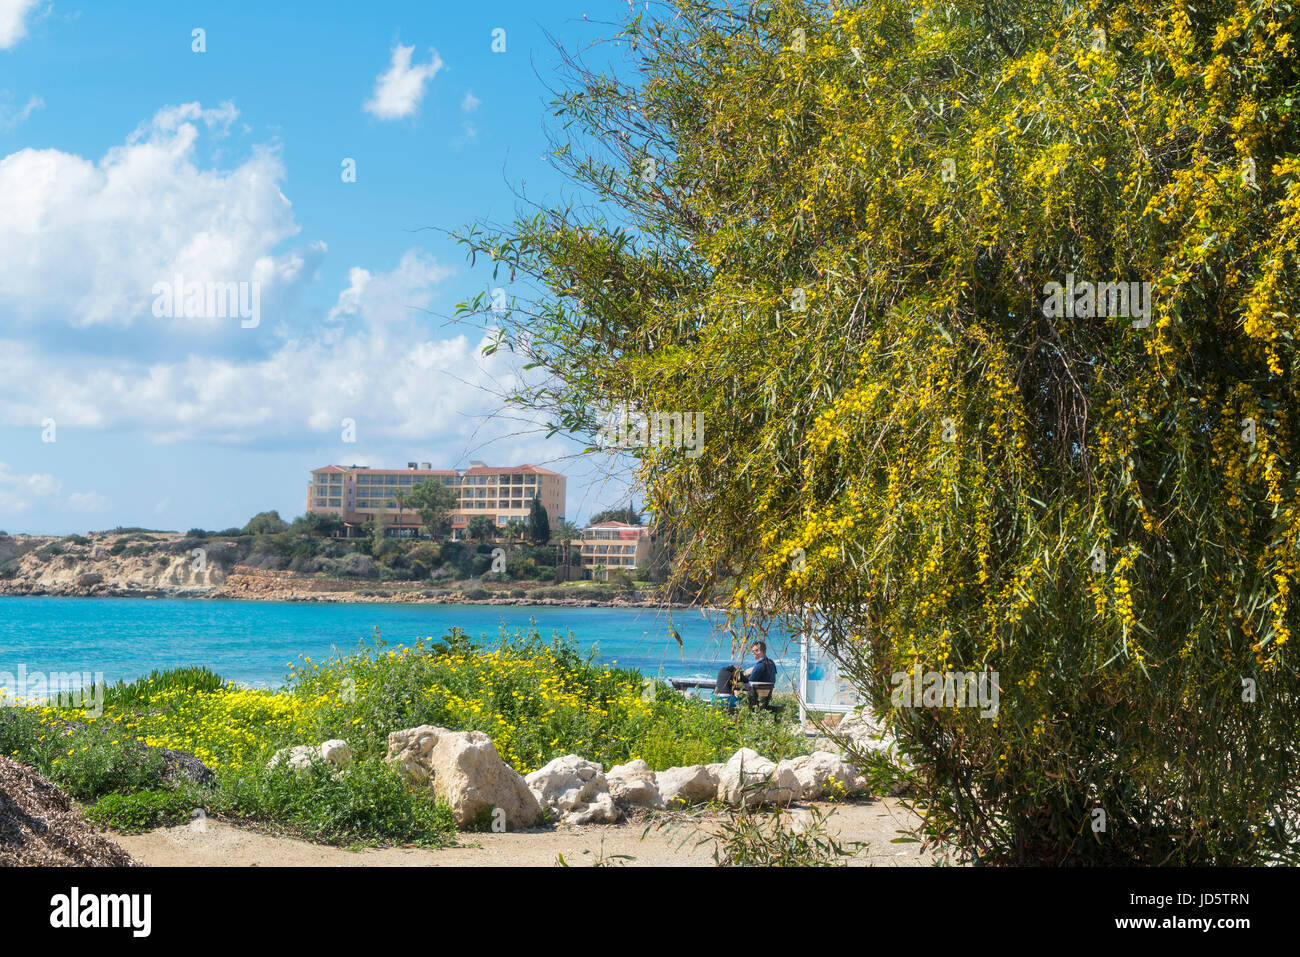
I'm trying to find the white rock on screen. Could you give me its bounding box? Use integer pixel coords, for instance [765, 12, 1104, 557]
[386, 725, 541, 830]
[716, 748, 799, 807]
[269, 739, 352, 773]
[268, 744, 313, 772]
[656, 764, 719, 807]
[606, 759, 664, 809]
[525, 754, 608, 812]
[318, 739, 352, 767]
[778, 751, 862, 800]
[564, 790, 621, 825]
[525, 754, 622, 824]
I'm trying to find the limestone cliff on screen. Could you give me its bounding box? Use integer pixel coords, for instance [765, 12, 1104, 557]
[0, 532, 225, 597]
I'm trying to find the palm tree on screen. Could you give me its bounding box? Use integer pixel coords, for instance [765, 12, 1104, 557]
[555, 520, 582, 581]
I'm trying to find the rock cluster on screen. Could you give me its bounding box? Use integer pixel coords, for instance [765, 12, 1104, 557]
[525, 748, 865, 821]
[511, 746, 864, 824]
[272, 724, 874, 830]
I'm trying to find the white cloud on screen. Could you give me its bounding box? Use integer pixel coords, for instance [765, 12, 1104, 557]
[364, 44, 443, 120]
[0, 462, 58, 514]
[0, 251, 550, 454]
[461, 90, 481, 113]
[0, 91, 42, 128]
[0, 101, 306, 328]
[0, 0, 39, 50]
[0, 462, 109, 517]
[327, 249, 453, 326]
[67, 491, 108, 511]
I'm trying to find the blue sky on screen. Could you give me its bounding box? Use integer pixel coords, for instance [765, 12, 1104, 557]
[0, 0, 642, 534]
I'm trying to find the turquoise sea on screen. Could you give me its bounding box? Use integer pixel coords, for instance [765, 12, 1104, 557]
[0, 597, 798, 693]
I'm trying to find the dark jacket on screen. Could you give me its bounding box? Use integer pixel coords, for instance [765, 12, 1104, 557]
[745, 656, 777, 685]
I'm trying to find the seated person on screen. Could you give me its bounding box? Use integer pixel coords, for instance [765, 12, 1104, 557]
[741, 640, 777, 705]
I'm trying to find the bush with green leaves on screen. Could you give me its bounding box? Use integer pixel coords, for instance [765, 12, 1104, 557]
[84, 786, 202, 834]
[47, 730, 168, 802]
[209, 759, 456, 848]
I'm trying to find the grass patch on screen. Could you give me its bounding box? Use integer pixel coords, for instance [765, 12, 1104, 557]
[209, 759, 456, 847]
[101, 666, 227, 709]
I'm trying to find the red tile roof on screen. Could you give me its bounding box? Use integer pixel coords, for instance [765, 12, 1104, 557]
[312, 464, 560, 476]
[462, 464, 562, 476]
[311, 465, 454, 475]
[351, 468, 456, 475]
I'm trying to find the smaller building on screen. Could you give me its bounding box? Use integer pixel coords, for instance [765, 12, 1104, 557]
[580, 522, 651, 577]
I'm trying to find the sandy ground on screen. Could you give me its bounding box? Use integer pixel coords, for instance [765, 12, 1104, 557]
[111, 797, 943, 867]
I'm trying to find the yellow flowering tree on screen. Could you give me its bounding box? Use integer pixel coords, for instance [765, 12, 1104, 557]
[457, 0, 1300, 862]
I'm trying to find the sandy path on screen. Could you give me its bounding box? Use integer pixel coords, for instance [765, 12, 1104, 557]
[112, 797, 940, 867]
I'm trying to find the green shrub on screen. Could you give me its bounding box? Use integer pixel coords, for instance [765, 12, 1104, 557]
[707, 804, 866, 867]
[85, 787, 201, 834]
[0, 707, 57, 768]
[48, 730, 167, 801]
[210, 758, 456, 848]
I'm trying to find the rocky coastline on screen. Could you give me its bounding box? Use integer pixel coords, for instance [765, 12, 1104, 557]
[0, 533, 700, 609]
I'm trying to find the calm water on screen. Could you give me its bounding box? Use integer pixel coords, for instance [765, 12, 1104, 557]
[0, 597, 797, 693]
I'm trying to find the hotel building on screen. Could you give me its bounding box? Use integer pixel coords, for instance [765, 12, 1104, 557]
[579, 521, 652, 576]
[307, 461, 566, 536]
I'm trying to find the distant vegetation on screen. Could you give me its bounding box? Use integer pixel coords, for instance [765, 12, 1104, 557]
[588, 506, 643, 526]
[5, 510, 683, 599]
